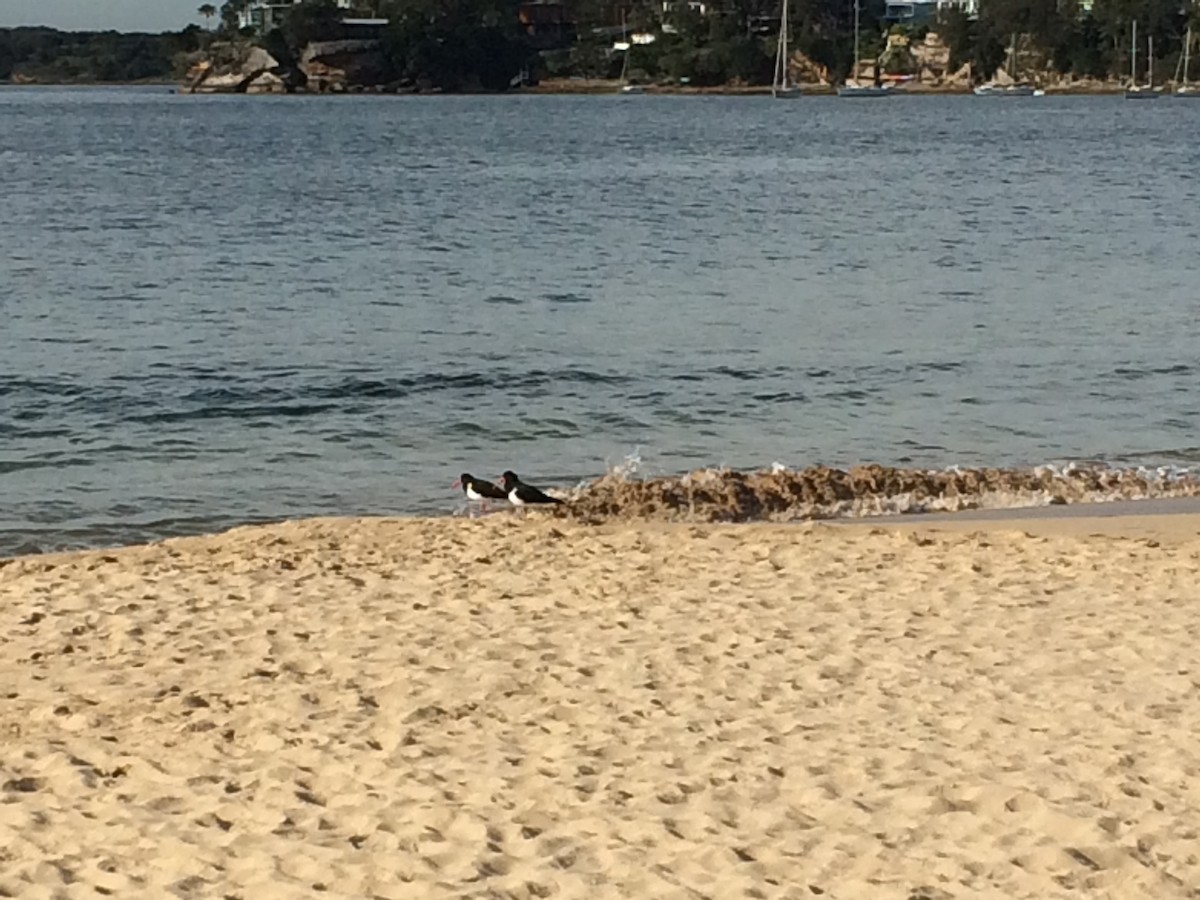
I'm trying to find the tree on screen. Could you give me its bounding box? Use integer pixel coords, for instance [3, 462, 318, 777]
[0, 32, 13, 80]
[283, 0, 345, 49]
[379, 0, 531, 90]
[198, 4, 217, 28]
[664, 2, 706, 44]
[219, 1, 249, 35]
[936, 7, 974, 71]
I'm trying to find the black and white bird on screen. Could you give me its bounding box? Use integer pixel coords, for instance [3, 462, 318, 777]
[498, 470, 563, 508]
[452, 473, 508, 514]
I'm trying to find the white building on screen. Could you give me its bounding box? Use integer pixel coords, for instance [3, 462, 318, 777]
[661, 1, 709, 15]
[935, 0, 979, 16]
[238, 0, 353, 33]
[885, 0, 978, 24]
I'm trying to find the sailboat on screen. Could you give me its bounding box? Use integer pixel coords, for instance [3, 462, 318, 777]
[974, 33, 1038, 96]
[837, 0, 890, 97]
[618, 50, 643, 94]
[772, 0, 802, 98]
[1125, 21, 1161, 99]
[1177, 25, 1200, 96]
[617, 13, 643, 94]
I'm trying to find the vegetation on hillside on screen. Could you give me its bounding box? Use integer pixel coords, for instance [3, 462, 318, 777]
[0, 27, 204, 83]
[2, 0, 1195, 87]
[939, 0, 1192, 81]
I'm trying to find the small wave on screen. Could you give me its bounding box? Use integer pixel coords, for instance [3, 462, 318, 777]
[1116, 447, 1200, 464]
[445, 421, 490, 435]
[751, 391, 808, 404]
[2, 369, 637, 427]
[1110, 364, 1192, 380]
[0, 458, 92, 475]
[553, 463, 1200, 524]
[822, 388, 874, 402]
[0, 377, 88, 398]
[126, 403, 338, 425]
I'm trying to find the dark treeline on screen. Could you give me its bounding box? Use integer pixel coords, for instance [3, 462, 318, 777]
[2, 0, 1194, 87]
[0, 27, 204, 82]
[939, 0, 1193, 81]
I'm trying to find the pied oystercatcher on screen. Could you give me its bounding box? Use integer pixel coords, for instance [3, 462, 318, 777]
[452, 473, 509, 514]
[499, 471, 563, 508]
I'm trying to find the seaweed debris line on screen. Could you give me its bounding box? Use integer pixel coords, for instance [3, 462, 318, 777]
[553, 463, 1200, 523]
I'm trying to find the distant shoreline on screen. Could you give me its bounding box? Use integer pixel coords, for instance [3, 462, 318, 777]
[1, 80, 178, 88]
[2, 77, 1137, 96]
[523, 78, 1135, 96]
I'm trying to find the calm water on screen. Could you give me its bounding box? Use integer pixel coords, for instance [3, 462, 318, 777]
[3, 86, 1200, 553]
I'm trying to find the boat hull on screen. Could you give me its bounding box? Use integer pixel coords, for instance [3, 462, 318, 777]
[1124, 88, 1161, 100]
[837, 86, 891, 97]
[772, 86, 802, 99]
[974, 84, 1037, 96]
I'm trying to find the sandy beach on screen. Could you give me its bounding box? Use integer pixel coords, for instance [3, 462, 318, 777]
[2, 513, 1199, 899]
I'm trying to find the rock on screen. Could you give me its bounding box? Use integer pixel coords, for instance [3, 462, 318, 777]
[946, 62, 973, 86]
[911, 32, 951, 80]
[299, 40, 391, 93]
[183, 42, 304, 94]
[787, 50, 829, 86]
[246, 71, 286, 94]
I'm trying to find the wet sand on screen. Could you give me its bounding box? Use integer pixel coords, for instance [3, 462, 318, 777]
[2, 510, 1199, 898]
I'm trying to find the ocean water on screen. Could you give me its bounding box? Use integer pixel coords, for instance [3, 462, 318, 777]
[3, 86, 1200, 553]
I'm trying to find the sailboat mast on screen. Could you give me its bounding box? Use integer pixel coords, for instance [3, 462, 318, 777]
[1187, 26, 1193, 88]
[777, 0, 788, 88]
[1130, 21, 1138, 85]
[852, 0, 860, 84]
[1148, 35, 1154, 88]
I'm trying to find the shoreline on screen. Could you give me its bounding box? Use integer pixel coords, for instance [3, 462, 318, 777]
[7, 493, 1200, 563]
[523, 79, 1134, 97]
[3, 78, 1139, 97]
[835, 496, 1200, 542]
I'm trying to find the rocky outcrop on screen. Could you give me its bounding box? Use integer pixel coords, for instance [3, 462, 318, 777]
[300, 40, 391, 92]
[911, 32, 951, 78]
[181, 39, 394, 94]
[789, 50, 829, 86]
[945, 62, 973, 87]
[182, 43, 305, 94]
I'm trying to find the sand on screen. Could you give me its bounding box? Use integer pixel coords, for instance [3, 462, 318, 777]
[2, 513, 1199, 899]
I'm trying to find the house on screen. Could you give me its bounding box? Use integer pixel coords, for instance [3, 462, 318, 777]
[935, 0, 979, 17]
[337, 18, 389, 40]
[884, 0, 937, 25]
[518, 1, 576, 50]
[662, 1, 709, 15]
[237, 0, 353, 34]
[661, 0, 709, 33]
[885, 0, 978, 24]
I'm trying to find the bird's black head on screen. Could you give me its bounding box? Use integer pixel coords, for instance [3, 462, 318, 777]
[454, 473, 473, 491]
[499, 471, 520, 491]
